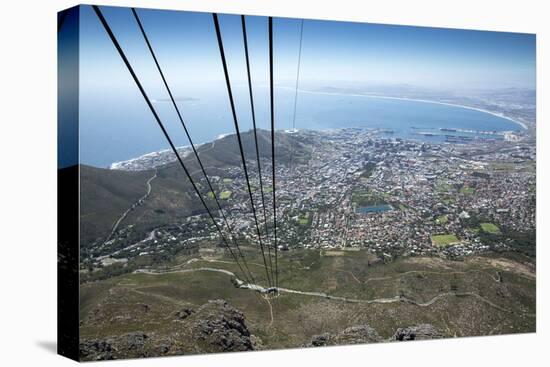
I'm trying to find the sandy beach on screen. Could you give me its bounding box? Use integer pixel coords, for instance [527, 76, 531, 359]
[279, 86, 528, 130]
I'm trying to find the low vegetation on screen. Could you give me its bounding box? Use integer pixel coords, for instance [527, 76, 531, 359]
[80, 247, 535, 354]
[220, 190, 232, 200]
[480, 222, 501, 234]
[431, 234, 460, 246]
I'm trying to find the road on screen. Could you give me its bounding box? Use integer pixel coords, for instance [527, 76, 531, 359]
[105, 170, 157, 242]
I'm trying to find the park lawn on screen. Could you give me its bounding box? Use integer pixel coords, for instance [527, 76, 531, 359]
[298, 212, 310, 226]
[439, 196, 454, 205]
[222, 178, 233, 184]
[480, 222, 501, 234]
[460, 186, 475, 195]
[435, 181, 452, 193]
[207, 191, 215, 199]
[435, 215, 448, 224]
[468, 227, 480, 235]
[220, 190, 232, 200]
[431, 234, 459, 247]
[351, 189, 386, 207]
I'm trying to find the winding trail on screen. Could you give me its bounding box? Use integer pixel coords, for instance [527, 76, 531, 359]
[133, 266, 533, 316]
[335, 269, 362, 283]
[262, 296, 274, 328]
[362, 269, 502, 285]
[105, 170, 157, 242]
[332, 267, 506, 286]
[136, 267, 237, 277]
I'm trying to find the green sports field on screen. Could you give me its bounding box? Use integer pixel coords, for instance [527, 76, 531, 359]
[431, 234, 459, 246]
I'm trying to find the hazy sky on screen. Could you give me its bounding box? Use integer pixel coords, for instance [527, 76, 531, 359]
[69, 5, 535, 167]
[79, 4, 536, 97]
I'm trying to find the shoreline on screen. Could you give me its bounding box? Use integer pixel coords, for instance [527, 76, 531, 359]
[109, 90, 527, 169]
[278, 86, 528, 130]
[109, 132, 234, 170]
[109, 145, 191, 170]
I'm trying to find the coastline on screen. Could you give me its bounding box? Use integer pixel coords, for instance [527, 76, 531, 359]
[109, 145, 191, 170]
[109, 89, 527, 170]
[280, 86, 528, 130]
[109, 132, 232, 170]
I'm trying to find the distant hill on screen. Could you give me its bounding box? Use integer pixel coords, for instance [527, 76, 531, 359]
[79, 165, 155, 248]
[163, 128, 305, 170]
[79, 130, 313, 249]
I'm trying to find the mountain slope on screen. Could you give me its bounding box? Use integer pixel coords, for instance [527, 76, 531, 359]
[79, 130, 313, 249]
[79, 165, 155, 248]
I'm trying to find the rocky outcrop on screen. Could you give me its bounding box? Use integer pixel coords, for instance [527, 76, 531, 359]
[80, 299, 446, 361]
[174, 307, 195, 320]
[191, 300, 253, 352]
[80, 300, 255, 361]
[392, 324, 443, 341]
[307, 325, 382, 347]
[79, 332, 148, 361]
[79, 339, 114, 361]
[307, 323, 444, 348]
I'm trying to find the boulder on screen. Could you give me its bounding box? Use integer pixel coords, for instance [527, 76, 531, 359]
[307, 325, 382, 347]
[174, 307, 195, 320]
[393, 324, 443, 341]
[191, 300, 253, 352]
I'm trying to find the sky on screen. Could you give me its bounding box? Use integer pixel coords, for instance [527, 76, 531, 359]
[60, 5, 536, 168]
[79, 4, 536, 95]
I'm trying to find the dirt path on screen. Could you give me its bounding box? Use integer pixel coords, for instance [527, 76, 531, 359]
[363, 269, 502, 285]
[335, 269, 361, 283]
[105, 170, 157, 242]
[135, 267, 237, 277]
[262, 296, 274, 328]
[133, 266, 532, 316]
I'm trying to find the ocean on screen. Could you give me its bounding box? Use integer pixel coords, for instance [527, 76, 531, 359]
[79, 87, 522, 168]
